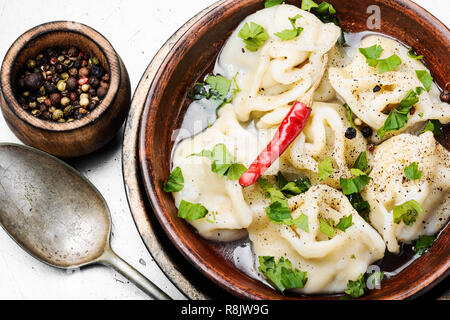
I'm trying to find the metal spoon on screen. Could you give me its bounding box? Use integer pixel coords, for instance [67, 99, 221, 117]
[0, 143, 170, 300]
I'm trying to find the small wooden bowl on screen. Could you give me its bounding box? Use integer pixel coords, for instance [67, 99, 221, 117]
[139, 0, 450, 299]
[0, 21, 131, 157]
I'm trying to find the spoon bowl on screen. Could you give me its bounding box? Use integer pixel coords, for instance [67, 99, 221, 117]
[0, 143, 170, 299]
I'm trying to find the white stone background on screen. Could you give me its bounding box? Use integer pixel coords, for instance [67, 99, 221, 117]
[0, 0, 448, 299]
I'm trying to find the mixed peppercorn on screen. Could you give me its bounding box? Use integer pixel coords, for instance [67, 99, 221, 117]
[16, 47, 109, 122]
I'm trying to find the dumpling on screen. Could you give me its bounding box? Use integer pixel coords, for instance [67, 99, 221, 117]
[280, 102, 368, 189]
[215, 4, 341, 122]
[329, 35, 450, 140]
[172, 105, 260, 241]
[246, 185, 386, 294]
[362, 132, 450, 253]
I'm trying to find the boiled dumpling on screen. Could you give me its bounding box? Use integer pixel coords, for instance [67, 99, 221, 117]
[362, 132, 450, 253]
[246, 184, 386, 294]
[280, 102, 367, 189]
[329, 35, 450, 140]
[172, 105, 260, 241]
[215, 4, 341, 122]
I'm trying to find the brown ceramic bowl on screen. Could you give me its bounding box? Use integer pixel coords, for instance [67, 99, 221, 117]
[139, 0, 450, 299]
[0, 21, 131, 158]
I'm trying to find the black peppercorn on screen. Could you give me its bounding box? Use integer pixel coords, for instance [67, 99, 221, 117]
[345, 127, 357, 139]
[91, 65, 103, 77]
[45, 83, 58, 95]
[373, 85, 381, 93]
[97, 86, 107, 99]
[89, 76, 99, 88]
[361, 126, 373, 138]
[66, 77, 78, 91]
[24, 72, 43, 91]
[55, 62, 65, 73]
[440, 90, 450, 103]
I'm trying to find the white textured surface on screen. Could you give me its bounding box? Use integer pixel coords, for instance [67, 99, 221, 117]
[0, 0, 448, 300]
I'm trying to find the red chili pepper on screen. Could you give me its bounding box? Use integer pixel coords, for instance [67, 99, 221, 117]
[239, 102, 311, 187]
[78, 77, 89, 85]
[238, 55, 329, 188]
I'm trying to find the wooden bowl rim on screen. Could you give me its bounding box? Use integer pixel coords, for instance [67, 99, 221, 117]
[0, 20, 121, 132]
[139, 0, 450, 300]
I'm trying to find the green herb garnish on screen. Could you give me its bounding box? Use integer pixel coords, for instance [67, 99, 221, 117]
[264, 0, 283, 7]
[343, 103, 355, 127]
[319, 217, 335, 238]
[359, 45, 402, 74]
[344, 273, 366, 298]
[238, 22, 269, 52]
[318, 157, 333, 181]
[347, 193, 371, 222]
[340, 174, 371, 195]
[353, 152, 368, 172]
[415, 70, 433, 92]
[275, 15, 303, 40]
[163, 166, 184, 192]
[404, 162, 422, 181]
[178, 200, 208, 221]
[190, 144, 247, 180]
[407, 48, 423, 60]
[413, 235, 436, 256]
[277, 172, 311, 197]
[336, 214, 353, 232]
[422, 119, 443, 136]
[258, 256, 308, 293]
[393, 199, 424, 226]
[377, 89, 419, 139]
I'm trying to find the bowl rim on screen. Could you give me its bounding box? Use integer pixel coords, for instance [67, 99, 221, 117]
[0, 20, 121, 132]
[139, 0, 450, 299]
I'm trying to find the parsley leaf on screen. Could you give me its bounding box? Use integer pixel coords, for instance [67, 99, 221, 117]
[238, 22, 269, 52]
[277, 172, 311, 197]
[319, 217, 335, 238]
[336, 214, 353, 231]
[188, 73, 238, 109]
[377, 89, 419, 139]
[292, 214, 309, 232]
[413, 235, 436, 256]
[266, 201, 292, 224]
[301, 0, 319, 11]
[359, 45, 401, 73]
[343, 103, 355, 127]
[318, 157, 333, 181]
[258, 177, 288, 206]
[258, 256, 308, 293]
[190, 144, 247, 180]
[178, 200, 208, 221]
[163, 166, 184, 192]
[415, 70, 433, 92]
[340, 175, 371, 195]
[393, 199, 424, 226]
[353, 152, 368, 172]
[404, 162, 422, 181]
[422, 119, 443, 136]
[302, 0, 345, 46]
[347, 193, 371, 222]
[275, 15, 303, 40]
[407, 48, 423, 60]
[264, 0, 283, 7]
[344, 273, 366, 298]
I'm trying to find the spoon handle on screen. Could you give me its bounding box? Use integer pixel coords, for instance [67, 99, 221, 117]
[99, 246, 171, 300]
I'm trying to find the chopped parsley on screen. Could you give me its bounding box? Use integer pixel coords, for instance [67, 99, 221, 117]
[301, 0, 345, 46]
[413, 235, 436, 256]
[415, 70, 433, 92]
[340, 174, 371, 195]
[319, 217, 335, 238]
[336, 214, 353, 232]
[264, 0, 283, 7]
[275, 15, 303, 40]
[393, 199, 424, 226]
[347, 193, 371, 222]
[377, 89, 419, 139]
[404, 162, 422, 181]
[238, 22, 269, 52]
[190, 144, 247, 180]
[188, 73, 239, 109]
[293, 214, 309, 232]
[359, 44, 402, 74]
[407, 48, 423, 60]
[343, 103, 355, 127]
[277, 172, 311, 197]
[344, 273, 366, 298]
[163, 166, 184, 192]
[178, 200, 208, 221]
[266, 201, 292, 224]
[318, 157, 333, 181]
[353, 151, 368, 172]
[422, 119, 443, 136]
[258, 256, 308, 293]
